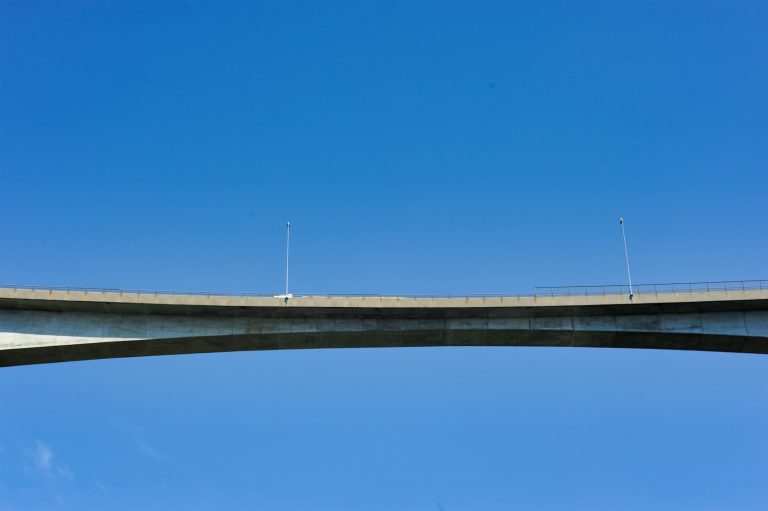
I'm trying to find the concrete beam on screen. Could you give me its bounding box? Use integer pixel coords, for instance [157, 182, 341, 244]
[1, 288, 767, 366]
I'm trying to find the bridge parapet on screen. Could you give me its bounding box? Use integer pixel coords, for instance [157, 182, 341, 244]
[1, 282, 767, 309]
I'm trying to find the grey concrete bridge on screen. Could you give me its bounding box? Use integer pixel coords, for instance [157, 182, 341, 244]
[1, 286, 768, 367]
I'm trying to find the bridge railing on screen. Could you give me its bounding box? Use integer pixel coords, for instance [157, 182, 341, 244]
[0, 285, 278, 298]
[1, 280, 766, 299]
[0, 285, 527, 299]
[534, 280, 768, 297]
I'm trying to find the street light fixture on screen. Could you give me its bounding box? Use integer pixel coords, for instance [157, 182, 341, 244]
[619, 217, 634, 300]
[284, 221, 291, 298]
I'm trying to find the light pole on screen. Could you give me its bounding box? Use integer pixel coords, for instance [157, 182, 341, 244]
[619, 217, 634, 300]
[284, 221, 291, 297]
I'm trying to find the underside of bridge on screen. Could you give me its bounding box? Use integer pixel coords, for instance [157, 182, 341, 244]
[1, 288, 767, 367]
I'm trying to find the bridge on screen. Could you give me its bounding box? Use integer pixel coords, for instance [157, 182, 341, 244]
[1, 281, 767, 367]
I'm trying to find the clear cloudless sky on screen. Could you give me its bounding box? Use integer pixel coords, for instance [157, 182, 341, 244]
[1, 1, 767, 509]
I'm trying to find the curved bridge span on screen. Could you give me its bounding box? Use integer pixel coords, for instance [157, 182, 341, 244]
[1, 287, 768, 367]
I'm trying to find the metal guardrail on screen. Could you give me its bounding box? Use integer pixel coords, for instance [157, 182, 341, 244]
[534, 280, 768, 297]
[0, 280, 766, 299]
[0, 285, 525, 299]
[0, 285, 277, 298]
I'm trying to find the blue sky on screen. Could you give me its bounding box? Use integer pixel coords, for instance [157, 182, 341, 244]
[1, 1, 767, 509]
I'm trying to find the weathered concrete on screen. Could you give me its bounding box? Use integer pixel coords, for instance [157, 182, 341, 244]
[1, 288, 767, 366]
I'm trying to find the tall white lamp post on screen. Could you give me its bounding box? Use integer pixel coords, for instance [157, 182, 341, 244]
[619, 217, 634, 300]
[284, 221, 291, 297]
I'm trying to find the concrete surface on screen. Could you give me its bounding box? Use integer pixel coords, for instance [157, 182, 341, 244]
[1, 287, 767, 366]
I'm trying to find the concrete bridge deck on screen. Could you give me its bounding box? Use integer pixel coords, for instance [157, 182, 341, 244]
[1, 287, 767, 366]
